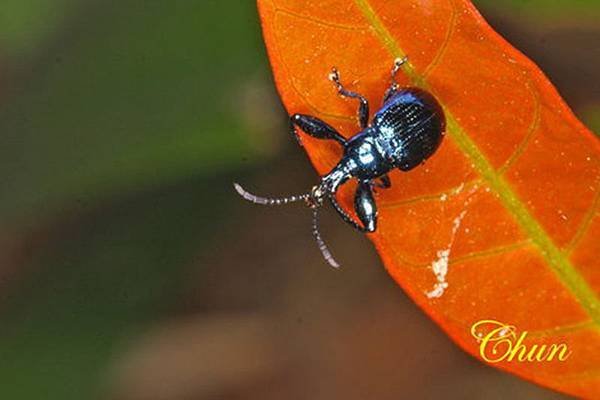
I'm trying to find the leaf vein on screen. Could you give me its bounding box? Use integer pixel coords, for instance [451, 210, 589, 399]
[354, 0, 600, 325]
[565, 185, 600, 254]
[498, 75, 541, 174]
[274, 7, 367, 32]
[380, 179, 480, 209]
[422, 0, 459, 78]
[528, 319, 595, 338]
[395, 240, 532, 271]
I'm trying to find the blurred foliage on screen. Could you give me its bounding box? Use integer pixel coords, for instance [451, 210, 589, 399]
[0, 0, 80, 57]
[582, 106, 600, 134]
[475, 0, 600, 17]
[0, 175, 237, 399]
[0, 1, 270, 223]
[0, 2, 272, 399]
[0, 1, 596, 399]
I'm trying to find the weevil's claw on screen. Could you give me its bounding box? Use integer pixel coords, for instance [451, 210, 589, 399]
[328, 67, 340, 83]
[390, 56, 409, 90]
[394, 56, 409, 68]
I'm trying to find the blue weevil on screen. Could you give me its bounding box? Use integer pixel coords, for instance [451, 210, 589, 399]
[235, 58, 446, 267]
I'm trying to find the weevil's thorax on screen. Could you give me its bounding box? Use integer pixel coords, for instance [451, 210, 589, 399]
[318, 130, 391, 196]
[343, 128, 395, 181]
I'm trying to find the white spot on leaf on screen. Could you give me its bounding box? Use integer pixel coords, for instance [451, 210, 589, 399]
[426, 210, 467, 299]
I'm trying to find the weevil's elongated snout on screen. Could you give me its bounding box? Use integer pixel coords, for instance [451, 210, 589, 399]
[233, 182, 340, 268]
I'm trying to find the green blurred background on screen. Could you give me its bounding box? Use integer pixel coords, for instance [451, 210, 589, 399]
[0, 2, 597, 399]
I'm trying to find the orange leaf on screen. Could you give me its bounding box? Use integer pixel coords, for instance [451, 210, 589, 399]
[257, 0, 600, 397]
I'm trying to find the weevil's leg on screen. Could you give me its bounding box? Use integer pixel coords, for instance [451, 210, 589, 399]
[329, 68, 369, 129]
[290, 114, 347, 146]
[383, 56, 409, 103]
[372, 174, 391, 190]
[329, 193, 370, 233]
[327, 180, 376, 233]
[354, 181, 378, 232]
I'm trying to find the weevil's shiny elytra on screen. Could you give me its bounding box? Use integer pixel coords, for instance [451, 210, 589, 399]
[235, 57, 446, 267]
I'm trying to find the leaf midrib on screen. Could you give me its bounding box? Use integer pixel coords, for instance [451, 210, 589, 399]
[354, 0, 600, 325]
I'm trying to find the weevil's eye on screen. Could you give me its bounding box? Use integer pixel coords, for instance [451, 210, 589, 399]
[306, 185, 325, 208]
[311, 185, 323, 199]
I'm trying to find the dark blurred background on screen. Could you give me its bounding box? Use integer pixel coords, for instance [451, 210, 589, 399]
[0, 1, 598, 399]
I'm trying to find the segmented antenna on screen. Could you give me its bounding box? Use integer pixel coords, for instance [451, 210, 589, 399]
[312, 208, 340, 268]
[233, 183, 310, 205]
[234, 182, 338, 267]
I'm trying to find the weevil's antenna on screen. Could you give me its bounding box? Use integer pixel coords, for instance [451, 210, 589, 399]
[311, 207, 340, 268]
[234, 182, 339, 267]
[233, 182, 311, 206]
